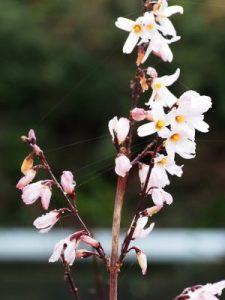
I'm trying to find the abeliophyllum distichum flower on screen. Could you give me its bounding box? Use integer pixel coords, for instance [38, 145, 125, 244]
[109, 0, 223, 298]
[17, 1, 224, 300]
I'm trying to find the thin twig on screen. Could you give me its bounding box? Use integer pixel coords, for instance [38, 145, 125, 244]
[62, 254, 81, 300]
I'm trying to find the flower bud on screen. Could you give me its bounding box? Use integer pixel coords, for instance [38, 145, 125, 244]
[115, 154, 132, 177]
[108, 117, 130, 145]
[61, 171, 76, 195]
[136, 250, 147, 275]
[131, 108, 146, 121]
[80, 235, 100, 248]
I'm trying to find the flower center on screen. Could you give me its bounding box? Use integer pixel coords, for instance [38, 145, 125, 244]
[147, 23, 154, 31]
[155, 120, 165, 130]
[158, 157, 168, 165]
[176, 115, 185, 123]
[170, 133, 181, 142]
[154, 83, 162, 89]
[133, 24, 142, 33]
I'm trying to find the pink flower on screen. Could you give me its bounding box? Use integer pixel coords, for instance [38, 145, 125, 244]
[80, 235, 100, 248]
[49, 234, 80, 266]
[33, 210, 59, 233]
[136, 250, 147, 275]
[61, 171, 76, 195]
[21, 181, 52, 210]
[115, 154, 132, 177]
[16, 169, 36, 190]
[131, 108, 146, 121]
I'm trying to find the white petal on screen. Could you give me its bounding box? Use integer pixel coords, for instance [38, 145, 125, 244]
[117, 117, 130, 144]
[138, 122, 156, 137]
[191, 117, 209, 133]
[158, 17, 177, 37]
[115, 17, 134, 32]
[123, 32, 139, 54]
[165, 5, 184, 17]
[159, 68, 180, 86]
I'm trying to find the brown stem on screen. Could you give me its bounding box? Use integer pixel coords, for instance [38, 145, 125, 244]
[109, 176, 128, 300]
[62, 255, 81, 300]
[37, 148, 91, 236]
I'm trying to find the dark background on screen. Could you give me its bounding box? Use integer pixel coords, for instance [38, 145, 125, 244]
[0, 0, 224, 299]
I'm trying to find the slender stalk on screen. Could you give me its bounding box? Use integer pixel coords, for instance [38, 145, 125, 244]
[109, 176, 128, 300]
[62, 255, 81, 300]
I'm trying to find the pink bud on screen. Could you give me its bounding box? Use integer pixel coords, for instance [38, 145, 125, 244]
[33, 210, 59, 233]
[136, 250, 147, 275]
[115, 154, 132, 178]
[16, 169, 36, 190]
[28, 129, 36, 143]
[61, 171, 76, 195]
[130, 108, 146, 121]
[80, 235, 100, 248]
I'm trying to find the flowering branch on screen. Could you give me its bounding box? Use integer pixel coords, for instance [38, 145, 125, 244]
[16, 0, 225, 300]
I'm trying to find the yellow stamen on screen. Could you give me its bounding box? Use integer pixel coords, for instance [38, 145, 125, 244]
[154, 83, 162, 89]
[133, 24, 142, 33]
[158, 157, 168, 165]
[155, 120, 165, 130]
[147, 24, 154, 31]
[176, 115, 185, 124]
[170, 133, 181, 142]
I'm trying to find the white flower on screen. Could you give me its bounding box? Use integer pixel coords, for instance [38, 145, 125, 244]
[141, 35, 180, 64]
[151, 187, 173, 207]
[49, 234, 79, 266]
[153, 0, 184, 37]
[33, 210, 59, 233]
[108, 116, 130, 145]
[152, 154, 183, 186]
[141, 12, 163, 41]
[162, 129, 196, 159]
[145, 68, 180, 107]
[21, 181, 52, 210]
[136, 250, 147, 275]
[139, 163, 166, 193]
[178, 90, 212, 115]
[61, 171, 76, 195]
[137, 103, 172, 138]
[176, 280, 225, 300]
[170, 90, 212, 138]
[133, 217, 155, 239]
[115, 16, 144, 53]
[115, 155, 132, 177]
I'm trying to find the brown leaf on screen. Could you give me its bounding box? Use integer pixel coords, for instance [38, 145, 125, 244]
[21, 154, 33, 175]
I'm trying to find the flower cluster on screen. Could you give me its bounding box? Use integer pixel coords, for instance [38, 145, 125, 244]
[111, 0, 212, 276]
[17, 129, 104, 266]
[115, 0, 183, 62]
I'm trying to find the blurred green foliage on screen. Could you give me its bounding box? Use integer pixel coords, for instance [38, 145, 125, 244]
[0, 0, 224, 228]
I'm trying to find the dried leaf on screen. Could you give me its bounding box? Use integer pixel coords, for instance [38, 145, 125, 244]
[21, 154, 33, 175]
